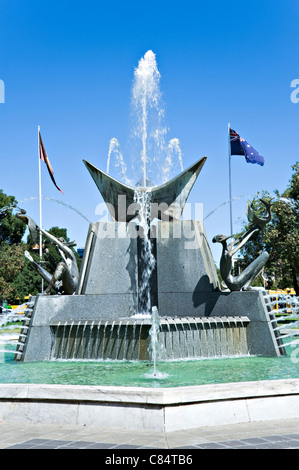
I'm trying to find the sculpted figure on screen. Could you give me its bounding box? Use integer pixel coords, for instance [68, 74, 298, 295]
[16, 210, 79, 295]
[212, 199, 271, 291]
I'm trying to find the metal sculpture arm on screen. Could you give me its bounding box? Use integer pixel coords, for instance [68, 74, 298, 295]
[228, 226, 259, 257]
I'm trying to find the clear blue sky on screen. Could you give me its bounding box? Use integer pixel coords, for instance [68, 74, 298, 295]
[0, 0, 298, 264]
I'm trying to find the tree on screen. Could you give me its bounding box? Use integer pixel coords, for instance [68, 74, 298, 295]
[12, 254, 43, 301]
[0, 191, 28, 302]
[269, 162, 299, 293]
[0, 243, 25, 301]
[238, 163, 299, 294]
[0, 190, 26, 244]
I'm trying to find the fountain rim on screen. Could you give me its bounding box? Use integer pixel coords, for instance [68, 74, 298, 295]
[1, 377, 299, 404]
[1, 378, 299, 431]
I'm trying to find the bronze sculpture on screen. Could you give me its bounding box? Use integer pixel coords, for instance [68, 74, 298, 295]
[16, 210, 79, 295]
[213, 199, 271, 291]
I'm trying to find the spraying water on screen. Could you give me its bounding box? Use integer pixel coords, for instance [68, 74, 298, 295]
[162, 138, 183, 183]
[19, 196, 91, 224]
[147, 306, 167, 378]
[105, 50, 183, 186]
[106, 138, 133, 185]
[131, 50, 166, 187]
[204, 195, 251, 220]
[272, 196, 296, 207]
[107, 138, 120, 173]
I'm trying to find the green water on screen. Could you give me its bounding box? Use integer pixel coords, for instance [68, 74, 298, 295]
[1, 342, 299, 388]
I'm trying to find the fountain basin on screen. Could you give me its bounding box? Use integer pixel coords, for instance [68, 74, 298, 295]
[1, 379, 299, 432]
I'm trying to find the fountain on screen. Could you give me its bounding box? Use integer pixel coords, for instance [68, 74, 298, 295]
[1, 51, 299, 433]
[13, 51, 284, 364]
[12, 162, 285, 363]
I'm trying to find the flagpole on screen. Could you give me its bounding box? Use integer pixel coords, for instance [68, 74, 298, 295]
[38, 125, 44, 292]
[228, 122, 233, 236]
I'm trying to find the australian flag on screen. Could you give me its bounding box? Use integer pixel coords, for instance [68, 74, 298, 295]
[230, 128, 264, 166]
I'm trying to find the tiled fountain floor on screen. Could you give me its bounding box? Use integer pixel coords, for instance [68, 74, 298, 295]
[1, 418, 299, 449]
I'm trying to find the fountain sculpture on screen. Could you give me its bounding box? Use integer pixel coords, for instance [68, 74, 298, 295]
[212, 199, 272, 291]
[13, 51, 285, 363]
[14, 160, 285, 362]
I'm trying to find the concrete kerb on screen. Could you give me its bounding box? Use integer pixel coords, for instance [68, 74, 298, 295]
[1, 378, 299, 432]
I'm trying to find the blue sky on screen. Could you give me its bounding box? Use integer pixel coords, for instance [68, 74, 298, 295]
[0, 0, 298, 264]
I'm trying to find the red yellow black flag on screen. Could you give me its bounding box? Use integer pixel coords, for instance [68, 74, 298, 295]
[39, 132, 63, 193]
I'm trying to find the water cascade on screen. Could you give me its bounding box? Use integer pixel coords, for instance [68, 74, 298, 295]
[48, 314, 251, 361]
[134, 189, 156, 314]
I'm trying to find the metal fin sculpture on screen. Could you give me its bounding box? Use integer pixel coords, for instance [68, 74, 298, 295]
[213, 199, 272, 291]
[83, 156, 207, 222]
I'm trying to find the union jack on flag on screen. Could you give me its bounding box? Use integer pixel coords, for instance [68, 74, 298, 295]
[229, 128, 264, 166]
[230, 128, 242, 142]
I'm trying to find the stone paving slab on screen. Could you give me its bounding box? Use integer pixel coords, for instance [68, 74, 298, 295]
[1, 418, 299, 449]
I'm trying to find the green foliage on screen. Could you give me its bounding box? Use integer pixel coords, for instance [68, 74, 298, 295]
[10, 252, 43, 301]
[0, 190, 25, 245]
[0, 243, 25, 301]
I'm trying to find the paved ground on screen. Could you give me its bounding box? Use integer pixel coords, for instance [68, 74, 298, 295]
[1, 418, 299, 449]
